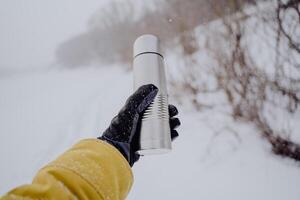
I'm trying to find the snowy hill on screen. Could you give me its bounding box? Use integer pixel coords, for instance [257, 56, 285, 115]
[0, 67, 299, 199]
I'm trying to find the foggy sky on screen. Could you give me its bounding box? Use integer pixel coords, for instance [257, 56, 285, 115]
[0, 0, 106, 70]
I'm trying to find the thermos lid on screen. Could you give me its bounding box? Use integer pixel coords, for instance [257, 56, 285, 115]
[133, 34, 163, 58]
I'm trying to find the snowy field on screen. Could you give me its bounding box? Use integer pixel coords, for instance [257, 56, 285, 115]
[1, 0, 300, 199]
[1, 67, 300, 199]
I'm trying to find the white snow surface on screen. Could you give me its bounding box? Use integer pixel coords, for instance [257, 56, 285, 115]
[0, 67, 299, 199]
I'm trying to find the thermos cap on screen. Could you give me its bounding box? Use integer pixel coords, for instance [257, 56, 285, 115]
[133, 34, 163, 58]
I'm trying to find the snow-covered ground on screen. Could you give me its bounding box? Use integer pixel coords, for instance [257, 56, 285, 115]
[1, 1, 300, 199]
[0, 67, 299, 199]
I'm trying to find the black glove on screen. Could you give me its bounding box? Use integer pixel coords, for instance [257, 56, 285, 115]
[99, 84, 181, 166]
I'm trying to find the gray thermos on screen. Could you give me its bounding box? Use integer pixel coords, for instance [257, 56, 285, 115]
[133, 34, 171, 155]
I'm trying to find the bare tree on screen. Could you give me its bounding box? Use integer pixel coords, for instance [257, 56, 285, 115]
[55, 0, 255, 67]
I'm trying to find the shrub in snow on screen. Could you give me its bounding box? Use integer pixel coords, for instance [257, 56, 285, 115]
[169, 0, 300, 161]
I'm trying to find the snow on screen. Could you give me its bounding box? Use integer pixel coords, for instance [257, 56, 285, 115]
[1, 1, 300, 199]
[0, 67, 300, 199]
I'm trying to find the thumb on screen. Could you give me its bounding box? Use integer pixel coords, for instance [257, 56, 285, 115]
[120, 84, 158, 115]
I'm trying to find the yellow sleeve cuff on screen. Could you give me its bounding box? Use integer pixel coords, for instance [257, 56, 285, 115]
[38, 139, 133, 199]
[3, 139, 133, 200]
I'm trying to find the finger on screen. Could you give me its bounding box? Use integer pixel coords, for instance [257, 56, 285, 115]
[121, 84, 158, 115]
[133, 153, 140, 164]
[171, 130, 179, 141]
[169, 104, 179, 117]
[170, 117, 181, 130]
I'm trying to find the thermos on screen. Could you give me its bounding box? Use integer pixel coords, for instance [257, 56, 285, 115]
[133, 34, 171, 155]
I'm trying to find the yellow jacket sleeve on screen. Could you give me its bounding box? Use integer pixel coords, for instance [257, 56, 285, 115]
[1, 139, 133, 200]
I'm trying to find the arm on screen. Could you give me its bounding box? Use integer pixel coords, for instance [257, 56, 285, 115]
[2, 139, 132, 200]
[1, 84, 180, 200]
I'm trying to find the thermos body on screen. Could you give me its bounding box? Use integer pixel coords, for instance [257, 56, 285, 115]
[133, 34, 171, 155]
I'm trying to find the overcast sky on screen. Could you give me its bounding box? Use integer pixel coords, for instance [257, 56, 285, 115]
[0, 0, 107, 70]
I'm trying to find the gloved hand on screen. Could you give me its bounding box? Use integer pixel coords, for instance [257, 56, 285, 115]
[99, 84, 180, 166]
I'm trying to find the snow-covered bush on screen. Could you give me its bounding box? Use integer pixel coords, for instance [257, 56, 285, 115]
[169, 0, 300, 161]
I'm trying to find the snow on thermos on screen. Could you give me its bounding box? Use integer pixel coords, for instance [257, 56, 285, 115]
[133, 34, 171, 155]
